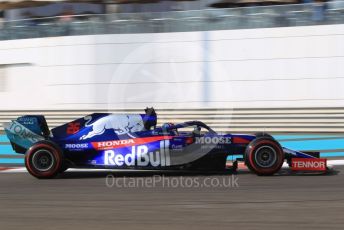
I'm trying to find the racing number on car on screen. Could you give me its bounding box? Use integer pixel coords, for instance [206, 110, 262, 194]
[67, 122, 80, 134]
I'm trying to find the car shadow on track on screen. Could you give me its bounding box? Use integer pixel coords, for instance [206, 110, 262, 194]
[55, 168, 339, 179]
[56, 170, 238, 179]
[275, 168, 339, 177]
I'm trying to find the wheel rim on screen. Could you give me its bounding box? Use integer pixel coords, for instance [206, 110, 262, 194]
[32, 149, 55, 172]
[254, 146, 277, 168]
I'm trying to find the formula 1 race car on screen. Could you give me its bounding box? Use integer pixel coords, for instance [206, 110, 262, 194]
[3, 108, 328, 179]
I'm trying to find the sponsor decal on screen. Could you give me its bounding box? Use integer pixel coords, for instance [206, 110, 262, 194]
[17, 117, 37, 125]
[291, 158, 327, 171]
[80, 114, 145, 140]
[66, 122, 80, 134]
[195, 136, 232, 145]
[92, 136, 173, 150]
[171, 144, 184, 150]
[104, 141, 170, 167]
[152, 131, 160, 135]
[5, 121, 44, 143]
[65, 143, 89, 149]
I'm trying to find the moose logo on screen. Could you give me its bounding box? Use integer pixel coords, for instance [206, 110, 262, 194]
[80, 114, 144, 140]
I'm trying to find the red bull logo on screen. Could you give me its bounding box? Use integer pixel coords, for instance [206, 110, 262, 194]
[104, 144, 171, 167]
[80, 114, 144, 140]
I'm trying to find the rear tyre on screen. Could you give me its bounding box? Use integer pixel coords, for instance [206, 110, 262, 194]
[245, 137, 284, 176]
[25, 141, 63, 179]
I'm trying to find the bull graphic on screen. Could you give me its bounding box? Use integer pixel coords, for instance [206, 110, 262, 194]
[80, 114, 144, 140]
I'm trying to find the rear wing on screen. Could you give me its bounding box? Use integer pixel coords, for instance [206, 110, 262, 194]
[3, 115, 49, 153]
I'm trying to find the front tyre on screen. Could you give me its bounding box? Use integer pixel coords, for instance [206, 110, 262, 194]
[245, 137, 284, 176]
[25, 141, 63, 179]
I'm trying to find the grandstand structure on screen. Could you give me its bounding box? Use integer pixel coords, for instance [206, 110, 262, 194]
[0, 2, 343, 40]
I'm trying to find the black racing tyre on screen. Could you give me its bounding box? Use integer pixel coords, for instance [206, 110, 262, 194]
[245, 137, 284, 176]
[254, 132, 274, 139]
[25, 140, 63, 179]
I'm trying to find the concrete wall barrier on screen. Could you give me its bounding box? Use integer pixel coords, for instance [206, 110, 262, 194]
[1, 24, 344, 110]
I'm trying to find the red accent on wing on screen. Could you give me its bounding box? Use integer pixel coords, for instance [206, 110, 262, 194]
[232, 137, 250, 144]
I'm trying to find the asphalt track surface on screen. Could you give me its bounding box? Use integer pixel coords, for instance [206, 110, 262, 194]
[0, 167, 344, 230]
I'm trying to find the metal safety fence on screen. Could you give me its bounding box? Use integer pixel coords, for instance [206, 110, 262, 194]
[0, 2, 344, 40]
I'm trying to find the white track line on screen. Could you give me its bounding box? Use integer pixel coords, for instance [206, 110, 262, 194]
[2, 167, 26, 173]
[325, 160, 344, 166]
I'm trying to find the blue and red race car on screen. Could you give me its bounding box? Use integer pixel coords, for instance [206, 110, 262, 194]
[3, 108, 327, 179]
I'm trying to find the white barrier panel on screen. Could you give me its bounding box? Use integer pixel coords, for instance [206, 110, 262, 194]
[0, 24, 344, 110]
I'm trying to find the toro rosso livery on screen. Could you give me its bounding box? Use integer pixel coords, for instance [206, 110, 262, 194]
[4, 108, 327, 179]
